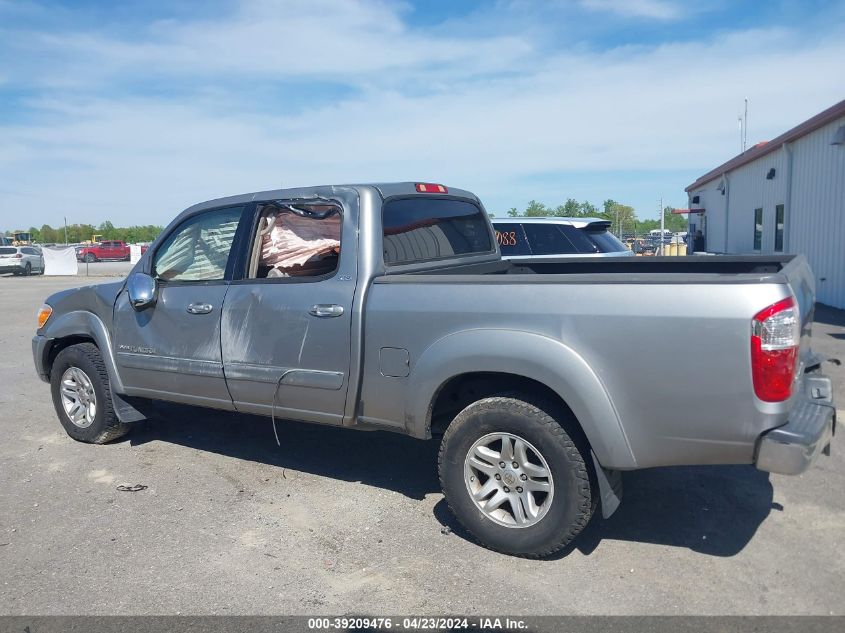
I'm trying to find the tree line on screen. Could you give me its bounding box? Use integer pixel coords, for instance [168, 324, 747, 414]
[498, 199, 689, 235]
[4, 221, 163, 244]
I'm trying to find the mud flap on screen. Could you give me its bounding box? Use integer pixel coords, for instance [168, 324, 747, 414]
[112, 392, 148, 423]
[591, 450, 623, 518]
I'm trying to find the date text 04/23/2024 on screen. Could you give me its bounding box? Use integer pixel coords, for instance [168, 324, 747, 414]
[307, 617, 528, 630]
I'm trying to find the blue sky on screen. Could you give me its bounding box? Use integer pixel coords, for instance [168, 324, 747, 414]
[2, 0, 844, 228]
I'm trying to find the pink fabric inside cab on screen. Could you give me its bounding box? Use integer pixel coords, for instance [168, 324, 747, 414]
[260, 211, 341, 269]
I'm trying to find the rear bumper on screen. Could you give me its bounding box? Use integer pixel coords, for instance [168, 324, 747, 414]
[0, 263, 24, 273]
[755, 375, 836, 475]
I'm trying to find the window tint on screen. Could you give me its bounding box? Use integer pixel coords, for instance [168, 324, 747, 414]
[0, 247, 16, 254]
[774, 204, 784, 252]
[382, 198, 492, 265]
[559, 225, 600, 253]
[153, 206, 243, 281]
[492, 224, 531, 256]
[522, 224, 579, 255]
[582, 227, 627, 253]
[753, 208, 763, 251]
[22, 247, 36, 255]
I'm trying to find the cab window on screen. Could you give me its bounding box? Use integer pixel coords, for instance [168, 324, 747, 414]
[153, 206, 244, 281]
[248, 202, 341, 279]
[382, 198, 492, 265]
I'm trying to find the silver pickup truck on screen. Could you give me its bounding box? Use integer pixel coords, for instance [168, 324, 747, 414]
[32, 182, 837, 557]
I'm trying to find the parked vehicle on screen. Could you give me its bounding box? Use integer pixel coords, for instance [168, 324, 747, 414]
[0, 245, 44, 275]
[32, 182, 836, 557]
[491, 217, 633, 260]
[76, 240, 131, 262]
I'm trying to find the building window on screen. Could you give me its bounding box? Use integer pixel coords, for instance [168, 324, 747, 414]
[753, 208, 763, 251]
[774, 204, 785, 252]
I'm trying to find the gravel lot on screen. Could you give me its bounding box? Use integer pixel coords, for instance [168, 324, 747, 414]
[1, 275, 843, 615]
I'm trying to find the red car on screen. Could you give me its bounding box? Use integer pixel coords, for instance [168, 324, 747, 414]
[76, 240, 131, 262]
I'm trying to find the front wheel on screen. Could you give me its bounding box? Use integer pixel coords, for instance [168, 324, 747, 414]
[84, 253, 97, 263]
[438, 395, 594, 558]
[50, 343, 131, 444]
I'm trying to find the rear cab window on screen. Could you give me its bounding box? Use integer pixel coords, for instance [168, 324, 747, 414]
[382, 197, 493, 265]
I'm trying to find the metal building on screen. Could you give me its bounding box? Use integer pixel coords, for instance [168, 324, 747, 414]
[685, 99, 845, 308]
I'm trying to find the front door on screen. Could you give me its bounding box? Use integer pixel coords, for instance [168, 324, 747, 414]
[220, 198, 356, 426]
[114, 205, 246, 409]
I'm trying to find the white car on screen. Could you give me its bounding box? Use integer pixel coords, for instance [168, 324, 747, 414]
[0, 246, 45, 275]
[491, 217, 634, 260]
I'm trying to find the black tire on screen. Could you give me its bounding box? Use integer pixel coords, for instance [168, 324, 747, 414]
[84, 253, 97, 263]
[23, 262, 31, 276]
[438, 395, 594, 558]
[50, 343, 131, 444]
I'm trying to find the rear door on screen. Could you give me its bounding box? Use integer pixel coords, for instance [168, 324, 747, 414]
[113, 205, 248, 408]
[220, 196, 357, 425]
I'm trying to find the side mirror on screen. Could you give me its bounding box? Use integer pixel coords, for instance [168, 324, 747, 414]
[127, 272, 157, 310]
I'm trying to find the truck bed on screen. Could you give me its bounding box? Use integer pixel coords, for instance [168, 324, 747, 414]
[390, 255, 796, 284]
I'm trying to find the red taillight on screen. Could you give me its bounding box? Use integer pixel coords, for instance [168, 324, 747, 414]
[415, 183, 448, 193]
[14, 253, 22, 258]
[751, 297, 800, 402]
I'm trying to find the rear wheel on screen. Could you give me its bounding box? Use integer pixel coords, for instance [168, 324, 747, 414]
[23, 262, 31, 276]
[50, 343, 131, 443]
[439, 395, 594, 558]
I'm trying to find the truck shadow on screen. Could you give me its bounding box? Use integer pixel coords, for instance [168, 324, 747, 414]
[434, 464, 777, 558]
[128, 403, 441, 501]
[129, 404, 776, 558]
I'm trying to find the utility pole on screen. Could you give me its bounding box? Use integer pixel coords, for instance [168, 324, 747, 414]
[659, 196, 664, 256]
[738, 98, 749, 153]
[743, 97, 748, 152]
[64, 216, 68, 245]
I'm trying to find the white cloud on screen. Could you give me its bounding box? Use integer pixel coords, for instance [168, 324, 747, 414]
[578, 0, 685, 21]
[4, 0, 533, 88]
[1, 0, 843, 224]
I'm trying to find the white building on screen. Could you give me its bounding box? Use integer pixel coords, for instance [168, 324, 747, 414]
[685, 99, 845, 309]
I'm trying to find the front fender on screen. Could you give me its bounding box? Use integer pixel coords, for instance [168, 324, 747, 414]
[408, 329, 637, 469]
[40, 310, 126, 394]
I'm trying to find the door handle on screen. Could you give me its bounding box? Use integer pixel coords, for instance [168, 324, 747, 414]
[186, 302, 213, 315]
[309, 304, 344, 318]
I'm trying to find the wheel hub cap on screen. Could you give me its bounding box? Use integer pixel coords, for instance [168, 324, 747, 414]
[60, 366, 97, 428]
[464, 432, 554, 528]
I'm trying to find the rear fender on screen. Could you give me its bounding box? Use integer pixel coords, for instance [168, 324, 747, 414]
[408, 329, 637, 469]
